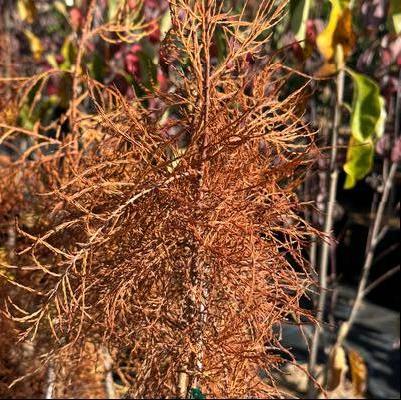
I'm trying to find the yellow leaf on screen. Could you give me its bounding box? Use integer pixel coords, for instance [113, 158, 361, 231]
[61, 36, 77, 69]
[167, 146, 186, 173]
[24, 30, 43, 61]
[17, 0, 37, 24]
[388, 0, 401, 34]
[46, 54, 58, 68]
[1, 102, 17, 125]
[327, 345, 348, 391]
[0, 247, 15, 282]
[348, 349, 367, 397]
[316, 0, 355, 61]
[54, 0, 68, 18]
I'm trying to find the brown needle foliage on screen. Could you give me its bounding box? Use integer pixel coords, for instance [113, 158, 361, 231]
[0, 0, 319, 398]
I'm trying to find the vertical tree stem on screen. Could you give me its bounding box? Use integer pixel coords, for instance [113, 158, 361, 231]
[178, 2, 212, 396]
[307, 45, 345, 396]
[334, 161, 398, 349]
[102, 347, 117, 399]
[193, 0, 212, 388]
[45, 363, 56, 399]
[178, 363, 190, 399]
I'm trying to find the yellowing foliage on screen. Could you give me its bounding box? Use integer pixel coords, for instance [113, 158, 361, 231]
[316, 0, 355, 62]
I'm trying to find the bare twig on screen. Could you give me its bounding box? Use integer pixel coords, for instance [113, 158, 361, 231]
[45, 363, 56, 399]
[363, 265, 400, 296]
[307, 45, 345, 397]
[102, 347, 117, 399]
[334, 162, 398, 349]
[372, 242, 400, 267]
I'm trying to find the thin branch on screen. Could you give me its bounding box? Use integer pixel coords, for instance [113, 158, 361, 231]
[363, 265, 400, 296]
[102, 347, 117, 399]
[307, 45, 345, 397]
[44, 363, 56, 399]
[334, 162, 398, 349]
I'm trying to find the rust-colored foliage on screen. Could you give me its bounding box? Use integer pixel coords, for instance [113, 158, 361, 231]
[0, 0, 318, 398]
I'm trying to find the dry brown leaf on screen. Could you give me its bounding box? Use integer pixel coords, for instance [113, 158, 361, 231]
[348, 349, 368, 397]
[314, 62, 337, 78]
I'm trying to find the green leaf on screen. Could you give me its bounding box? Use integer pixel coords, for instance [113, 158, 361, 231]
[18, 103, 35, 130]
[343, 138, 373, 189]
[343, 69, 386, 188]
[108, 0, 119, 21]
[159, 9, 172, 42]
[60, 36, 77, 70]
[89, 52, 106, 82]
[214, 27, 227, 63]
[388, 0, 401, 34]
[347, 69, 385, 142]
[375, 96, 387, 139]
[290, 0, 312, 46]
[137, 49, 157, 90]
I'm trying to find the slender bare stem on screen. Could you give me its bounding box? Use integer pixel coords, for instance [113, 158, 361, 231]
[307, 45, 345, 396]
[178, 1, 212, 395]
[178, 362, 190, 399]
[102, 347, 117, 399]
[363, 264, 400, 296]
[6, 223, 15, 260]
[334, 162, 398, 349]
[45, 363, 56, 399]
